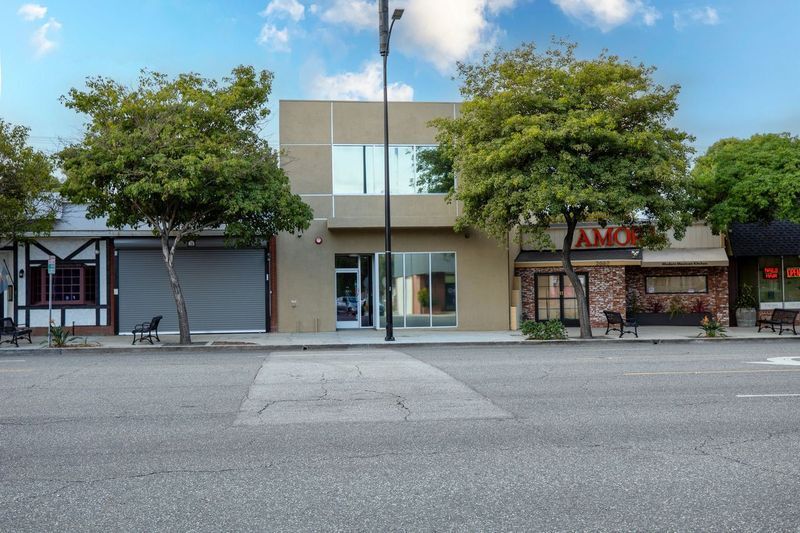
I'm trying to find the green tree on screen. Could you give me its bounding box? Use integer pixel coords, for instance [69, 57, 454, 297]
[59, 66, 312, 344]
[693, 133, 800, 232]
[0, 120, 59, 241]
[432, 42, 694, 338]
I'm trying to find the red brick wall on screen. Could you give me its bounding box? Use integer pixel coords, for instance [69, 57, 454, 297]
[516, 266, 627, 328]
[625, 266, 730, 325]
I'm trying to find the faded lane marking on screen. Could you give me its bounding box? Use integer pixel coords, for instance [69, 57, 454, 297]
[749, 356, 800, 367]
[0, 369, 32, 373]
[737, 393, 800, 398]
[0, 360, 26, 363]
[625, 369, 800, 376]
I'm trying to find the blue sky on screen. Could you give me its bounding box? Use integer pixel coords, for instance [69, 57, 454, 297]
[1, 0, 799, 156]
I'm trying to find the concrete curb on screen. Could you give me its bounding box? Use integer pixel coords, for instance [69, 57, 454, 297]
[1, 335, 797, 357]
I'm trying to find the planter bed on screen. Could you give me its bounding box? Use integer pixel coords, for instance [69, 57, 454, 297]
[629, 312, 712, 326]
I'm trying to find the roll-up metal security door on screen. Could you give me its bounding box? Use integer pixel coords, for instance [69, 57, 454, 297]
[118, 249, 266, 334]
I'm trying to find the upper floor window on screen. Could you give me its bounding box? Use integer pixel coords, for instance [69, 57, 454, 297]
[333, 145, 443, 195]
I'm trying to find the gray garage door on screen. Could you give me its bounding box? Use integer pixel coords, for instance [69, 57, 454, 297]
[118, 249, 267, 334]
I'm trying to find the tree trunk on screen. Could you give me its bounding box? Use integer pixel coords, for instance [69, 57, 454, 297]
[562, 216, 592, 339]
[160, 235, 191, 345]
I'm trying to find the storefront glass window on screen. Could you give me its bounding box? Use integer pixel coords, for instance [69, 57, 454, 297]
[334, 255, 359, 269]
[783, 256, 800, 307]
[431, 253, 457, 327]
[404, 254, 430, 327]
[757, 256, 782, 308]
[379, 252, 456, 328]
[645, 276, 707, 294]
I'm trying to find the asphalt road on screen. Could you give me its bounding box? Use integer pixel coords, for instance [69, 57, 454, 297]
[2, 341, 800, 531]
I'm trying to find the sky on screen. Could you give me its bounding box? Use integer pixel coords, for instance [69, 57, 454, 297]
[1, 0, 799, 157]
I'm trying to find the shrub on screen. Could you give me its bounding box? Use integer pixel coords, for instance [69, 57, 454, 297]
[689, 298, 708, 314]
[626, 290, 643, 315]
[668, 296, 685, 318]
[521, 319, 568, 340]
[44, 321, 79, 348]
[735, 283, 757, 309]
[648, 300, 665, 313]
[698, 315, 727, 337]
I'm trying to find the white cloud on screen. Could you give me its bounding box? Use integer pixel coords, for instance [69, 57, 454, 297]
[17, 3, 47, 21]
[673, 6, 720, 30]
[310, 61, 414, 101]
[319, 0, 375, 30]
[313, 0, 517, 73]
[551, 0, 660, 31]
[261, 0, 305, 21]
[396, 0, 519, 73]
[31, 17, 61, 57]
[257, 24, 291, 51]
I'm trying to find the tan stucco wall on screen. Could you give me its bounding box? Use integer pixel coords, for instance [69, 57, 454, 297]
[281, 100, 463, 228]
[280, 145, 333, 195]
[276, 225, 510, 332]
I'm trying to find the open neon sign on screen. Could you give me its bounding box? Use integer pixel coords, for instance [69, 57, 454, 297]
[787, 267, 800, 278]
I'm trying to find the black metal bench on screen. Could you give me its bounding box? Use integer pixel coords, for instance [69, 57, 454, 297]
[603, 310, 638, 338]
[1, 318, 33, 347]
[132, 315, 163, 345]
[757, 309, 798, 335]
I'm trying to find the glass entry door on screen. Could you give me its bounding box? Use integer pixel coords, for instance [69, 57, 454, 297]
[335, 268, 360, 329]
[535, 273, 588, 327]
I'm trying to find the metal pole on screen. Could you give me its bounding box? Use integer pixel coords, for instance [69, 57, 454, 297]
[383, 50, 395, 341]
[48, 272, 52, 348]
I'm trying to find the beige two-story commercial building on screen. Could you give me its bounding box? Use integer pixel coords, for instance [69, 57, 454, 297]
[277, 100, 516, 333]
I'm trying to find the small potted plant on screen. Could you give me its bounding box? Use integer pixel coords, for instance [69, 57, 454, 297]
[734, 283, 758, 327]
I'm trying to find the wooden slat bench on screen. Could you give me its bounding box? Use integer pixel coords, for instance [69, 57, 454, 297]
[757, 309, 798, 335]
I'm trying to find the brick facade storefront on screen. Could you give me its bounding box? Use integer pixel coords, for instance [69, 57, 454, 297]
[625, 266, 730, 325]
[517, 265, 730, 328]
[516, 266, 627, 328]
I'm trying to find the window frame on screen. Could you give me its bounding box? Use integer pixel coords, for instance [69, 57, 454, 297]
[644, 275, 708, 295]
[376, 251, 457, 328]
[28, 263, 97, 306]
[332, 144, 446, 196]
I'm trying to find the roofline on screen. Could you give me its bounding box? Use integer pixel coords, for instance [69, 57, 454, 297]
[279, 99, 461, 105]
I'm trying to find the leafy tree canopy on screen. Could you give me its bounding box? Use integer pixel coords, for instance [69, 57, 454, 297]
[58, 66, 312, 343]
[0, 120, 60, 241]
[693, 133, 800, 233]
[432, 41, 695, 337]
[59, 66, 312, 245]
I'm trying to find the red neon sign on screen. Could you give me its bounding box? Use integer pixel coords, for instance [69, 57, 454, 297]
[763, 266, 779, 280]
[787, 267, 800, 278]
[574, 227, 638, 248]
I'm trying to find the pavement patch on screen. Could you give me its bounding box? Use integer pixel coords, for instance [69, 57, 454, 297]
[235, 349, 511, 425]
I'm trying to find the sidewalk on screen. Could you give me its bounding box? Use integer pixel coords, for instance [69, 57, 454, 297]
[1, 326, 797, 354]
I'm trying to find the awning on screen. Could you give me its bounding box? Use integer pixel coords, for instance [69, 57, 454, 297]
[515, 248, 642, 267]
[641, 248, 728, 267]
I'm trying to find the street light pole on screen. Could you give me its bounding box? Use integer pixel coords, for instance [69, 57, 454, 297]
[379, 2, 403, 342]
